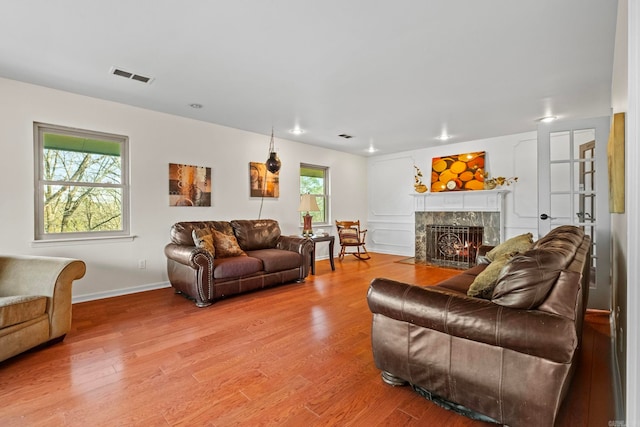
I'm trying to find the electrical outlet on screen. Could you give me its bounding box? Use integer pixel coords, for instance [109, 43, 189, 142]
[138, 259, 146, 269]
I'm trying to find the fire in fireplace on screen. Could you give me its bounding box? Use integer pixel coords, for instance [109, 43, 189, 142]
[426, 225, 483, 269]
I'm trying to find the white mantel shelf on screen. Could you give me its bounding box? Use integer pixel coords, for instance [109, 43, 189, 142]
[411, 189, 509, 213]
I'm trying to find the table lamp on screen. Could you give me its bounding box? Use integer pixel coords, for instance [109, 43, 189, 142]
[298, 194, 320, 236]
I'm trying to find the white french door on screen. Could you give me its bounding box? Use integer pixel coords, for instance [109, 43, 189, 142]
[537, 116, 611, 310]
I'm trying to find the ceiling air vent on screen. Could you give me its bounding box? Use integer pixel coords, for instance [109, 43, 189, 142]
[338, 134, 353, 139]
[109, 66, 154, 84]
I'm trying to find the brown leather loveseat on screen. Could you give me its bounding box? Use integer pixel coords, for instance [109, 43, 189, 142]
[367, 225, 590, 426]
[165, 219, 313, 307]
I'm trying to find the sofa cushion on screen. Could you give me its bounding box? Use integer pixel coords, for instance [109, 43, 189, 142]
[213, 256, 263, 279]
[486, 233, 534, 261]
[533, 225, 584, 250]
[246, 249, 302, 273]
[467, 252, 515, 299]
[436, 264, 486, 294]
[0, 295, 47, 329]
[231, 219, 281, 250]
[192, 228, 215, 257]
[491, 248, 569, 309]
[212, 230, 246, 258]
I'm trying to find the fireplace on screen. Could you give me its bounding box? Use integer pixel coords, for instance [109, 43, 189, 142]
[426, 225, 483, 268]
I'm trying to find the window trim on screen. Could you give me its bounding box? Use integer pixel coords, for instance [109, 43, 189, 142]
[34, 122, 130, 241]
[299, 163, 329, 226]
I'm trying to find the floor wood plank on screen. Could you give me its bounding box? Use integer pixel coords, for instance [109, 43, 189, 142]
[0, 253, 615, 426]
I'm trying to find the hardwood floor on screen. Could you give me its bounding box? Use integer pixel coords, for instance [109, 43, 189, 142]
[0, 254, 615, 426]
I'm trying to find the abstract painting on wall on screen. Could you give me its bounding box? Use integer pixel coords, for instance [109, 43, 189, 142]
[431, 151, 485, 192]
[169, 163, 212, 206]
[250, 162, 279, 198]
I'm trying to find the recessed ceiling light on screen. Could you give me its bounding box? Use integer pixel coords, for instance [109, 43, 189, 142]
[537, 115, 557, 123]
[189, 103, 203, 109]
[289, 128, 305, 135]
[366, 146, 378, 153]
[436, 134, 451, 141]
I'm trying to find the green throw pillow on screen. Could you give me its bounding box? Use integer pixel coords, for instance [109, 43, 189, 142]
[467, 252, 515, 299]
[486, 233, 534, 262]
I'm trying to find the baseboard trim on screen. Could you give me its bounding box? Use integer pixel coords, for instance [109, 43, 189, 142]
[72, 281, 171, 304]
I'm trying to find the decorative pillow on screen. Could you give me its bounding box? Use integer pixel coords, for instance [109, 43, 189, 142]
[486, 233, 534, 261]
[491, 248, 567, 309]
[339, 228, 359, 244]
[211, 230, 246, 258]
[467, 252, 515, 299]
[192, 228, 215, 257]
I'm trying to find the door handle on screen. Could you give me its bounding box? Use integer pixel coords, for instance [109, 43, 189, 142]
[540, 213, 550, 220]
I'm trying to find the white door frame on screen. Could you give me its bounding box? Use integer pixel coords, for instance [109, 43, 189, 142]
[537, 116, 611, 310]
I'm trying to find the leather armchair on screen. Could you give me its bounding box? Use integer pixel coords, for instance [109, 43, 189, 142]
[0, 255, 86, 363]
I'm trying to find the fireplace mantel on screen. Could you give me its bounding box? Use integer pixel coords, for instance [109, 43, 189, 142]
[412, 189, 509, 213]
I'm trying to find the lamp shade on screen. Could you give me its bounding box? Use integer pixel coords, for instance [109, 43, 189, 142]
[298, 194, 320, 212]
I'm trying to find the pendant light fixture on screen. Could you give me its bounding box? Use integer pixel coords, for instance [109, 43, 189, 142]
[265, 128, 281, 173]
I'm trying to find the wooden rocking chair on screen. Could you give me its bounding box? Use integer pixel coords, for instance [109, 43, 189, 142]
[335, 220, 371, 260]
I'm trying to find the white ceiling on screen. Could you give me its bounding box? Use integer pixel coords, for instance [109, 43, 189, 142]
[0, 1, 618, 156]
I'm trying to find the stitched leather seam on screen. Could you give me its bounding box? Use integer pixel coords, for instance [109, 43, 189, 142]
[400, 286, 412, 323]
[495, 306, 503, 346]
[443, 295, 453, 334]
[498, 347, 505, 421]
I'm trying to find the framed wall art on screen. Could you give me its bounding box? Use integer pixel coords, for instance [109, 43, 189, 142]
[250, 162, 279, 198]
[169, 163, 212, 206]
[431, 151, 485, 192]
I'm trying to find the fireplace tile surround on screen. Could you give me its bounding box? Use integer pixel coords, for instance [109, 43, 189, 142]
[413, 190, 507, 264]
[415, 211, 500, 263]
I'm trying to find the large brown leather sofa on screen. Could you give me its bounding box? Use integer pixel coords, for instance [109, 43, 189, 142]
[165, 219, 313, 307]
[0, 255, 86, 363]
[367, 225, 590, 427]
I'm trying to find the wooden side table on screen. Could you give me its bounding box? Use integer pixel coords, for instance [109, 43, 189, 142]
[307, 235, 335, 275]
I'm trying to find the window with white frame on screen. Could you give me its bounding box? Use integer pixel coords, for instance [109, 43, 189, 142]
[34, 122, 130, 240]
[299, 164, 328, 225]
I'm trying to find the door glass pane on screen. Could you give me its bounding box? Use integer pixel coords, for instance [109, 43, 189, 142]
[574, 193, 596, 224]
[550, 131, 570, 161]
[551, 162, 571, 192]
[572, 129, 595, 155]
[550, 193, 571, 222]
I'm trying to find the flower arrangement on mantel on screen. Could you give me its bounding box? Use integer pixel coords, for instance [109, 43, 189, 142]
[483, 174, 518, 190]
[414, 165, 428, 193]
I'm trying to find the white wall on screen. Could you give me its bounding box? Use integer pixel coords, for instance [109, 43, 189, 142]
[367, 131, 538, 257]
[610, 0, 629, 420]
[625, 0, 639, 424]
[0, 77, 368, 301]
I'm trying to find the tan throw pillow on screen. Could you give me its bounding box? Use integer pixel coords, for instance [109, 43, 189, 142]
[486, 233, 534, 261]
[467, 252, 514, 299]
[192, 228, 215, 257]
[211, 230, 246, 258]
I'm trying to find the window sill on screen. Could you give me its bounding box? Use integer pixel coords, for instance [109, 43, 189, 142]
[31, 235, 137, 247]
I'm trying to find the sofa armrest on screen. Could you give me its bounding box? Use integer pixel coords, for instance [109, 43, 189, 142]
[164, 243, 212, 268]
[476, 245, 494, 264]
[276, 236, 313, 279]
[276, 235, 312, 254]
[367, 278, 577, 363]
[0, 255, 86, 339]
